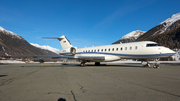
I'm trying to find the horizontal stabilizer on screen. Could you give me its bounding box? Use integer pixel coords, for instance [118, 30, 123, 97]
[38, 37, 63, 41]
[39, 35, 73, 49]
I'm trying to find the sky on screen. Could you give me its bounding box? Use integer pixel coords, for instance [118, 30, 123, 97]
[0, 0, 180, 50]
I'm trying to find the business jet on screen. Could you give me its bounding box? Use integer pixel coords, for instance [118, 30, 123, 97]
[3, 35, 176, 68]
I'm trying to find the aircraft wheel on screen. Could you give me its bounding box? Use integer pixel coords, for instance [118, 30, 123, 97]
[95, 62, 100, 66]
[39, 59, 44, 63]
[153, 65, 159, 69]
[81, 62, 86, 67]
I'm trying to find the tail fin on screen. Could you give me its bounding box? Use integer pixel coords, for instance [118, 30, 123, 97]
[39, 35, 73, 49]
[58, 35, 73, 49]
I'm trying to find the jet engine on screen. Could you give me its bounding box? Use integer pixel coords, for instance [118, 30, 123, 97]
[70, 47, 76, 55]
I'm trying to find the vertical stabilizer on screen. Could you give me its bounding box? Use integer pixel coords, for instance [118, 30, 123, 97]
[58, 35, 73, 49]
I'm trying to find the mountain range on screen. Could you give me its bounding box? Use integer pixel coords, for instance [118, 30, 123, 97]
[0, 26, 59, 57]
[113, 12, 180, 49]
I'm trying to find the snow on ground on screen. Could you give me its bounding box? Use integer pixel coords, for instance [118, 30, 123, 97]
[0, 60, 25, 63]
[1, 60, 180, 64]
[0, 60, 63, 64]
[109, 60, 180, 64]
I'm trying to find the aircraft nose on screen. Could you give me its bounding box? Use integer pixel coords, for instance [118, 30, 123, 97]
[160, 47, 176, 56]
[167, 49, 176, 55]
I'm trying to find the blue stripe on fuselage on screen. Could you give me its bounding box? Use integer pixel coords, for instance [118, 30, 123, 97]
[60, 52, 175, 57]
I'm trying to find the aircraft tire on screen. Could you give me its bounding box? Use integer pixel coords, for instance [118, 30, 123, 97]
[95, 62, 100, 66]
[39, 59, 44, 63]
[81, 62, 86, 67]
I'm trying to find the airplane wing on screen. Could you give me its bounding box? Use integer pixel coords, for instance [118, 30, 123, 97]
[2, 47, 105, 61]
[6, 55, 105, 61]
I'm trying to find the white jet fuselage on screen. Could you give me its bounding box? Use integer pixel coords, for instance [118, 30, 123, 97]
[60, 41, 175, 62]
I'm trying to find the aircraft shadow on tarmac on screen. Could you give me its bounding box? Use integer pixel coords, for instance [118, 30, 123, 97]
[74, 64, 142, 68]
[0, 75, 7, 77]
[57, 98, 66, 101]
[18, 63, 143, 68]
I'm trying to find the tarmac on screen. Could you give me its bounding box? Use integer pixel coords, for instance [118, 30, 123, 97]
[0, 63, 180, 101]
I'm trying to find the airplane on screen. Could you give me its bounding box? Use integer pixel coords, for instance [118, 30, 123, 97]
[2, 35, 176, 68]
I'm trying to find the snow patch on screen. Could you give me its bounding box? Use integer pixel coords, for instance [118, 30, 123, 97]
[158, 12, 180, 34]
[0, 60, 25, 63]
[160, 13, 180, 25]
[105, 60, 180, 64]
[121, 30, 146, 39]
[30, 43, 61, 54]
[0, 26, 23, 39]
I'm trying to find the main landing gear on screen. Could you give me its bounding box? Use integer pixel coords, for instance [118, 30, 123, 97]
[141, 59, 160, 69]
[80, 62, 101, 67]
[81, 61, 86, 67]
[95, 62, 100, 66]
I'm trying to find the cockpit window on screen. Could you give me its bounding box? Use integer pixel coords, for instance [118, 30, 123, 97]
[146, 44, 161, 47]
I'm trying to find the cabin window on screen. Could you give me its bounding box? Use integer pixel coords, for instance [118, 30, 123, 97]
[86, 50, 87, 52]
[146, 44, 161, 47]
[112, 48, 114, 51]
[98, 49, 99, 52]
[125, 47, 127, 50]
[94, 50, 96, 52]
[135, 46, 138, 50]
[105, 49, 107, 51]
[130, 47, 132, 50]
[109, 48, 110, 51]
[116, 48, 118, 51]
[91, 50, 93, 52]
[121, 47, 123, 50]
[88, 50, 90, 52]
[101, 49, 103, 52]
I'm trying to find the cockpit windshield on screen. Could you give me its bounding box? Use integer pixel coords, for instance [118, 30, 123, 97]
[146, 43, 161, 47]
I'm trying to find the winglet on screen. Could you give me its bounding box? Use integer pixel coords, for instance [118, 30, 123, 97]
[2, 47, 11, 56]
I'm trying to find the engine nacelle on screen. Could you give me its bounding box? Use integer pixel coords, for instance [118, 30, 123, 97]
[141, 61, 150, 67]
[70, 47, 76, 55]
[59, 47, 76, 56]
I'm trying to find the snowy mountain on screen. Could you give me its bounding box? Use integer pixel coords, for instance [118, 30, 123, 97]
[0, 26, 23, 40]
[137, 12, 180, 41]
[121, 30, 146, 39]
[0, 26, 57, 56]
[158, 13, 180, 35]
[30, 43, 61, 54]
[113, 30, 145, 44]
[113, 12, 180, 49]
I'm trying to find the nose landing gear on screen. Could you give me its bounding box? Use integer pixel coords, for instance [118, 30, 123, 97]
[141, 59, 160, 69]
[153, 59, 160, 69]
